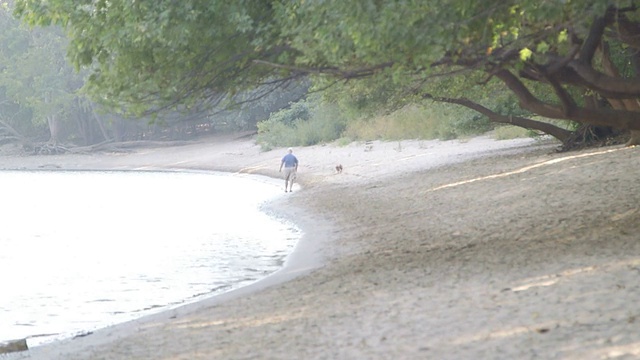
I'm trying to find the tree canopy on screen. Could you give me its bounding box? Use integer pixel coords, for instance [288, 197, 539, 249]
[13, 0, 640, 142]
[15, 0, 293, 115]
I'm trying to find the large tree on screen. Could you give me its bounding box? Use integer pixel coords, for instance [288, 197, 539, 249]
[14, 0, 640, 144]
[0, 3, 78, 147]
[15, 0, 294, 115]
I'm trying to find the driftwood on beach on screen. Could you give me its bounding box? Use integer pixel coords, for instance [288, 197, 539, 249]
[0, 338, 28, 354]
[65, 140, 197, 154]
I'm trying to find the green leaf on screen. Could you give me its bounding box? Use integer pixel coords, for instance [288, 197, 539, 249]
[536, 41, 549, 54]
[520, 47, 533, 61]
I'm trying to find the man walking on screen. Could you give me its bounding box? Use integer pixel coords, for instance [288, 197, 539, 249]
[279, 147, 298, 192]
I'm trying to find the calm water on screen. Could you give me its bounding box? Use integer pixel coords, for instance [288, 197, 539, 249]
[0, 170, 299, 347]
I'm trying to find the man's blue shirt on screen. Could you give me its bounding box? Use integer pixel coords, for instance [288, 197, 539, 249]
[282, 153, 298, 168]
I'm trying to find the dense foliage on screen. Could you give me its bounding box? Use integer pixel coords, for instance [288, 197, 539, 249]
[0, 1, 311, 150]
[15, 0, 292, 116]
[257, 95, 347, 150]
[13, 0, 640, 144]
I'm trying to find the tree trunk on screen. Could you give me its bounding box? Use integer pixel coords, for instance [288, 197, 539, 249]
[91, 106, 112, 143]
[628, 130, 640, 145]
[599, 43, 639, 146]
[47, 114, 59, 144]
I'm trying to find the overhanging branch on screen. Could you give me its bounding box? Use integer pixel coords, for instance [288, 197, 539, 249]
[422, 93, 572, 142]
[495, 69, 640, 130]
[252, 59, 394, 79]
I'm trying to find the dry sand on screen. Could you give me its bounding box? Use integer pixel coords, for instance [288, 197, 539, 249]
[2, 133, 640, 359]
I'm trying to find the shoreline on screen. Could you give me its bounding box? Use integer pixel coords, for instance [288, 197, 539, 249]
[1, 134, 343, 357]
[1, 169, 306, 350]
[3, 134, 640, 359]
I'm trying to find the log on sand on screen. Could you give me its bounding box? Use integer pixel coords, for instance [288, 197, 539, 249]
[0, 338, 28, 354]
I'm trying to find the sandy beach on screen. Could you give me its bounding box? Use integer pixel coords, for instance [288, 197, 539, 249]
[2, 133, 640, 359]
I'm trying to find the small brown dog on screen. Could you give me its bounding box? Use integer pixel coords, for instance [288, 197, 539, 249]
[336, 164, 343, 173]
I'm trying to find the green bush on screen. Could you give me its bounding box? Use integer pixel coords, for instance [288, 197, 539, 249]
[258, 96, 535, 150]
[335, 136, 353, 146]
[257, 98, 347, 149]
[267, 100, 311, 126]
[445, 114, 494, 138]
[295, 105, 346, 146]
[493, 125, 534, 140]
[342, 103, 493, 141]
[256, 119, 297, 151]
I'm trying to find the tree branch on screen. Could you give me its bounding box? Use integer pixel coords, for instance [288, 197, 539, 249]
[564, 60, 640, 98]
[546, 73, 577, 116]
[612, 10, 640, 49]
[252, 59, 394, 79]
[579, 8, 614, 63]
[494, 69, 640, 130]
[422, 93, 572, 142]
